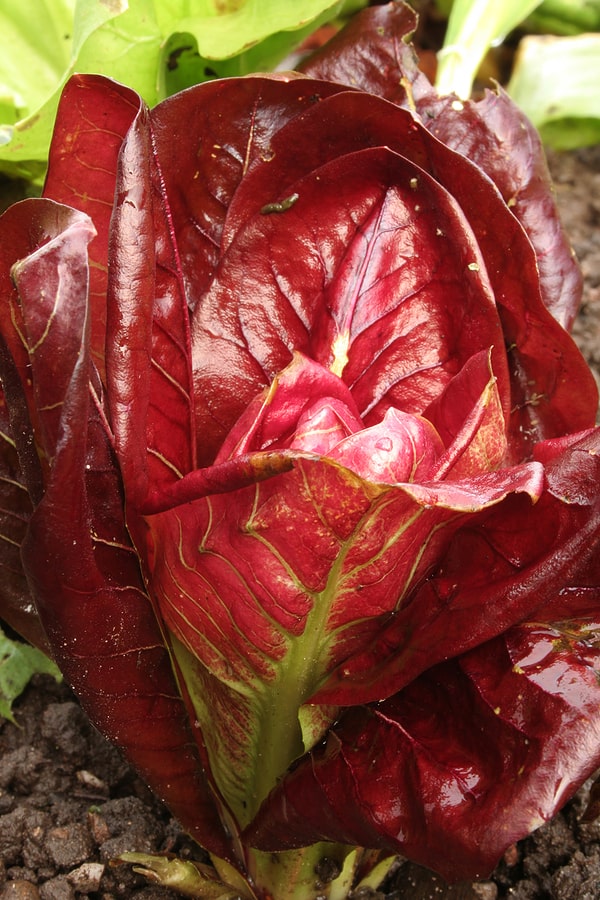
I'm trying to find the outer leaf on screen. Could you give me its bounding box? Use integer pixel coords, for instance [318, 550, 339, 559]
[0, 199, 91, 647]
[434, 0, 543, 99]
[313, 428, 600, 704]
[299, 1, 432, 107]
[303, 1, 584, 331]
[0, 0, 361, 180]
[525, 0, 600, 33]
[418, 88, 584, 330]
[247, 620, 600, 883]
[105, 94, 197, 508]
[43, 76, 142, 376]
[0, 0, 128, 180]
[0, 0, 74, 128]
[0, 200, 91, 493]
[0, 199, 229, 858]
[154, 0, 348, 61]
[507, 34, 600, 150]
[158, 0, 366, 95]
[0, 399, 42, 649]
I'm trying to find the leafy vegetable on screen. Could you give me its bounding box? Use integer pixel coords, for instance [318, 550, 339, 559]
[0, 0, 360, 181]
[434, 0, 543, 97]
[507, 33, 600, 148]
[0, 626, 61, 723]
[0, 3, 599, 898]
[433, 0, 600, 148]
[436, 0, 600, 33]
[524, 0, 600, 34]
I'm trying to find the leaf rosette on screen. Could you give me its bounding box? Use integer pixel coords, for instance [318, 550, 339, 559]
[1, 3, 600, 895]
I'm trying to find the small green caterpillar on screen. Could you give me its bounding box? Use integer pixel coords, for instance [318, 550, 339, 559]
[260, 193, 299, 215]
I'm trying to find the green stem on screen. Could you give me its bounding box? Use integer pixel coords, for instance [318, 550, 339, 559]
[244, 635, 331, 823]
[243, 844, 364, 900]
[435, 0, 543, 98]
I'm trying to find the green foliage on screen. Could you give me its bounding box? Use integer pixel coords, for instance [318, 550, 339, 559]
[524, 0, 600, 34]
[507, 33, 600, 148]
[433, 0, 600, 148]
[0, 626, 61, 723]
[0, 0, 359, 181]
[434, 0, 543, 98]
[435, 0, 600, 34]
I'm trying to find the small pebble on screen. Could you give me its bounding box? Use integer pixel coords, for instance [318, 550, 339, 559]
[0, 882, 41, 900]
[502, 844, 520, 867]
[471, 883, 498, 900]
[66, 862, 105, 893]
[75, 771, 108, 796]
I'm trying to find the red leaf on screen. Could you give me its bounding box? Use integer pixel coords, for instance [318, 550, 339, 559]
[105, 99, 196, 507]
[0, 199, 94, 494]
[150, 75, 343, 311]
[314, 428, 600, 705]
[43, 75, 142, 377]
[303, 2, 583, 331]
[418, 89, 583, 330]
[0, 394, 40, 648]
[300, 1, 432, 109]
[191, 145, 508, 464]
[248, 620, 600, 882]
[0, 199, 229, 858]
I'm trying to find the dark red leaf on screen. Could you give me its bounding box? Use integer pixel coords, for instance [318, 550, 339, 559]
[190, 144, 508, 464]
[0, 199, 93, 496]
[300, 1, 432, 108]
[0, 199, 230, 858]
[104, 99, 196, 509]
[248, 620, 600, 882]
[0, 394, 41, 648]
[43, 75, 142, 377]
[418, 89, 583, 330]
[313, 428, 600, 705]
[303, 2, 583, 331]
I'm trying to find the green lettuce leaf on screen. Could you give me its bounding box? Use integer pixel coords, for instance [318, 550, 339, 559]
[507, 33, 600, 149]
[0, 0, 355, 181]
[0, 626, 61, 723]
[524, 0, 600, 35]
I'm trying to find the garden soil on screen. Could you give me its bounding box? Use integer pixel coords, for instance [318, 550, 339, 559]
[0, 144, 599, 900]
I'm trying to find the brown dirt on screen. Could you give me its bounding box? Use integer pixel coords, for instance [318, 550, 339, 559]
[1, 145, 600, 900]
